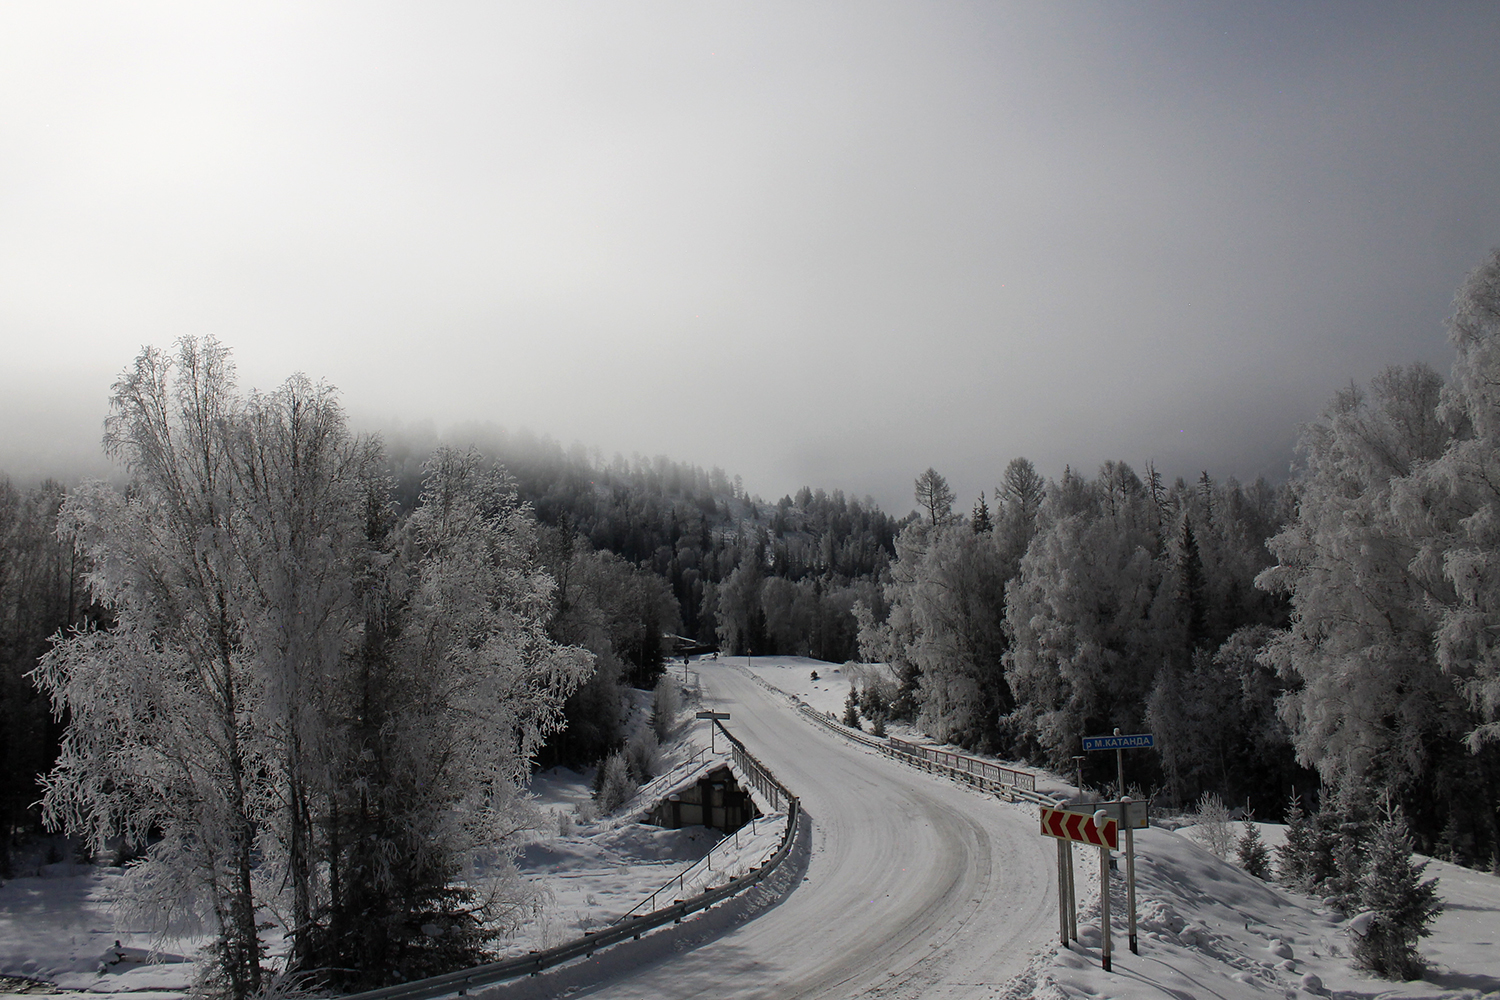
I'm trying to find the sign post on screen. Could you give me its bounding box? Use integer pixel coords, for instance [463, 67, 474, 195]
[695, 711, 730, 753]
[1040, 805, 1118, 968]
[1122, 796, 1137, 954]
[1066, 841, 1077, 943]
[1083, 732, 1154, 957]
[1099, 836, 1111, 971]
[1056, 840, 1067, 946]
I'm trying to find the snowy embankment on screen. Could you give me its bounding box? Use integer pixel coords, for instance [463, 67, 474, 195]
[1007, 823, 1500, 1000]
[0, 861, 198, 998]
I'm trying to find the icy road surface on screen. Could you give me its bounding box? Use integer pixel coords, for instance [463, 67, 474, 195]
[516, 660, 1056, 999]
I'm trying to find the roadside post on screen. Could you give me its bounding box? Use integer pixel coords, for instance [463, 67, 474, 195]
[1096, 810, 1111, 972]
[1056, 840, 1067, 946]
[1083, 731, 1154, 957]
[1065, 840, 1077, 942]
[1040, 804, 1118, 968]
[696, 711, 730, 753]
[1122, 797, 1138, 954]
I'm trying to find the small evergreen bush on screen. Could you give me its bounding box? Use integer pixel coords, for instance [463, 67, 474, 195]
[843, 688, 862, 729]
[594, 751, 636, 814]
[1236, 818, 1272, 880]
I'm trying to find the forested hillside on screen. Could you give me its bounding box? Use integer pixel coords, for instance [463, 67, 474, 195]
[381, 423, 904, 663]
[856, 250, 1500, 868]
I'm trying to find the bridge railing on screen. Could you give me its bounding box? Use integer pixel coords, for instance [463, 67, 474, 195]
[734, 662, 1053, 807]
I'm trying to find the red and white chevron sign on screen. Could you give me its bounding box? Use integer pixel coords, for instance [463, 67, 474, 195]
[1040, 805, 1118, 849]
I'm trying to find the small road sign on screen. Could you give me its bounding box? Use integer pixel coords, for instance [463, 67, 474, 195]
[1093, 798, 1150, 829]
[1082, 733, 1154, 751]
[1040, 805, 1118, 850]
[695, 711, 731, 720]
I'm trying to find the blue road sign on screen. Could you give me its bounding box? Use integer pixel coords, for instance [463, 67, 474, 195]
[1082, 733, 1154, 751]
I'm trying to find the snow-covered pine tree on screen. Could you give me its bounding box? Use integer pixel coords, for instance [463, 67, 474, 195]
[971, 495, 993, 533]
[1277, 790, 1313, 890]
[843, 687, 862, 729]
[1349, 803, 1444, 980]
[1236, 818, 1272, 880]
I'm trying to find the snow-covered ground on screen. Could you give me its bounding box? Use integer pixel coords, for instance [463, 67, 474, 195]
[0, 862, 199, 998]
[733, 654, 859, 717]
[6, 656, 1499, 999]
[1010, 822, 1500, 1000]
[508, 752, 789, 956]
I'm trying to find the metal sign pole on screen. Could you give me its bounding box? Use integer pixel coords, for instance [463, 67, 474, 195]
[1066, 840, 1077, 941]
[695, 711, 730, 755]
[1099, 842, 1111, 972]
[1124, 803, 1138, 954]
[1057, 840, 1068, 947]
[1113, 728, 1125, 798]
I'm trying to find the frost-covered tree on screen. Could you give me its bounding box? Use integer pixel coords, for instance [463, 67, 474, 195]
[314, 449, 592, 983]
[35, 341, 592, 994]
[35, 340, 269, 998]
[1408, 249, 1500, 748]
[1276, 790, 1314, 890]
[1257, 364, 1473, 823]
[1236, 819, 1272, 880]
[1003, 463, 1162, 767]
[913, 467, 956, 527]
[971, 494, 993, 533]
[875, 520, 1016, 749]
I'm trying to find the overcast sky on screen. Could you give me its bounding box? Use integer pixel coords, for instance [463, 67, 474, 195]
[3, 2, 1498, 516]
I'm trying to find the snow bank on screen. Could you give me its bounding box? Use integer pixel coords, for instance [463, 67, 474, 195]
[0, 867, 199, 995]
[1012, 825, 1500, 1000]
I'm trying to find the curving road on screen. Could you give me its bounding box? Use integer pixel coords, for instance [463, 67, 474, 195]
[541, 661, 1058, 999]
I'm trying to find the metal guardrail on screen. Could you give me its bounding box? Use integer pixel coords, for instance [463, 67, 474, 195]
[340, 722, 801, 1000]
[884, 737, 1038, 794]
[734, 663, 1057, 808]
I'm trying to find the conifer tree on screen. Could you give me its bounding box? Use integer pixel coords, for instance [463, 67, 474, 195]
[1349, 803, 1444, 980]
[843, 687, 862, 729]
[971, 495, 993, 533]
[1236, 818, 1272, 880]
[1277, 790, 1313, 890]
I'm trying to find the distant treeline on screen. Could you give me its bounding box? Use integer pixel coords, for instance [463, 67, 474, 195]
[382, 424, 905, 660]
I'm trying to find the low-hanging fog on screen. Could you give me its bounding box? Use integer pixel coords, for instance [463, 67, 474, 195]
[2, 2, 1498, 515]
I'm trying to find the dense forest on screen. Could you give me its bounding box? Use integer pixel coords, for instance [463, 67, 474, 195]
[5, 252, 1500, 991]
[857, 250, 1500, 868]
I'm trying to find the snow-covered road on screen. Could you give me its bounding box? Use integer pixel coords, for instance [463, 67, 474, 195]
[506, 660, 1058, 999]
